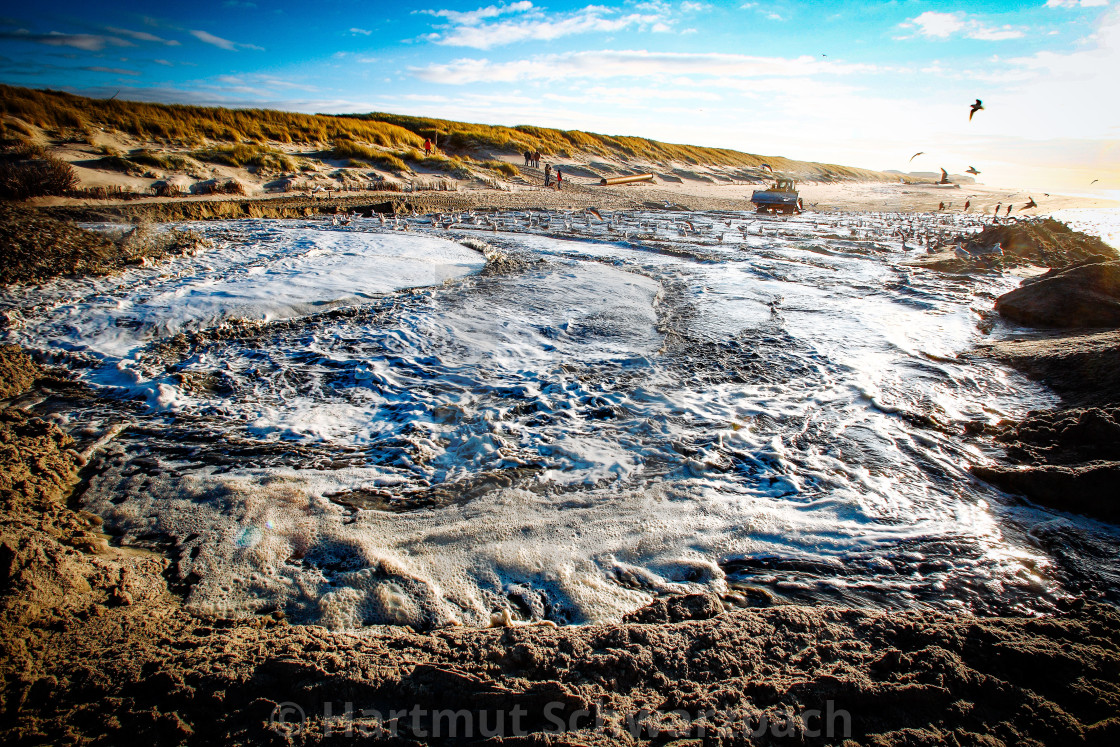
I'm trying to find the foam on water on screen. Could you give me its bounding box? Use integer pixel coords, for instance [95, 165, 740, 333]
[5, 211, 1118, 627]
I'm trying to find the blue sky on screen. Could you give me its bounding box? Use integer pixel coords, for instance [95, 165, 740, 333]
[2, 1, 1117, 192]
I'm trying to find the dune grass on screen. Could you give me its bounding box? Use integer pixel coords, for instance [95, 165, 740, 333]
[0, 84, 422, 147]
[331, 140, 411, 174]
[352, 112, 887, 179]
[192, 144, 294, 173]
[128, 149, 196, 172]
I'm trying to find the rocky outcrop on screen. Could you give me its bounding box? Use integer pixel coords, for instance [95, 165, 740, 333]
[996, 259, 1120, 328]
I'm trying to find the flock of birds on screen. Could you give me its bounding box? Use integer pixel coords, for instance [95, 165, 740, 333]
[907, 98, 1101, 211]
[332, 208, 773, 241]
[321, 205, 999, 262]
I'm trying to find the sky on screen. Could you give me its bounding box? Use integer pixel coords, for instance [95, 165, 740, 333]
[2, 1, 1118, 195]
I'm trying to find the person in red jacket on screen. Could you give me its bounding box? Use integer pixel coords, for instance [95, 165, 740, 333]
[423, 138, 432, 156]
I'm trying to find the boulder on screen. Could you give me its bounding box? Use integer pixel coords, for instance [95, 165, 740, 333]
[996, 260, 1120, 328]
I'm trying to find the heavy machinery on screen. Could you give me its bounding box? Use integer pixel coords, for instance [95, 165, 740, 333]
[751, 178, 802, 214]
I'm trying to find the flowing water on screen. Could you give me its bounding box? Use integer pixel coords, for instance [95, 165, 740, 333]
[4, 208, 1119, 628]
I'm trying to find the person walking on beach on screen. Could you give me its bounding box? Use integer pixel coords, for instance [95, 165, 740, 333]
[424, 138, 432, 156]
[534, 150, 541, 168]
[544, 163, 551, 187]
[555, 168, 563, 191]
[524, 150, 532, 167]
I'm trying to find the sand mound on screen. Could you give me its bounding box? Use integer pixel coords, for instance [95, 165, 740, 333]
[909, 218, 1116, 274]
[968, 218, 1116, 267]
[0, 204, 208, 284]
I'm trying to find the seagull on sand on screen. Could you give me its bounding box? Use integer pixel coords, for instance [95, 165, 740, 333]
[994, 203, 1001, 217]
[1024, 197, 1037, 209]
[966, 166, 980, 175]
[909, 152, 924, 163]
[1006, 204, 1013, 216]
[939, 168, 950, 184]
[964, 200, 971, 211]
[969, 99, 984, 121]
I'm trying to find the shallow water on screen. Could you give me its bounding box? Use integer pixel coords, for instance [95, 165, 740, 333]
[4, 209, 1119, 628]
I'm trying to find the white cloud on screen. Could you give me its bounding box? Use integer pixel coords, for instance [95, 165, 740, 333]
[419, 1, 535, 26]
[680, 2, 710, 12]
[0, 31, 133, 52]
[84, 66, 140, 75]
[419, 4, 673, 49]
[904, 11, 964, 38]
[190, 29, 236, 50]
[189, 29, 262, 51]
[104, 26, 180, 45]
[1046, 0, 1108, 7]
[350, 28, 372, 35]
[899, 11, 1024, 41]
[411, 49, 876, 84]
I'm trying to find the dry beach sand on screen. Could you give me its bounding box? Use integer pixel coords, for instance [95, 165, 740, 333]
[3, 181, 1120, 746]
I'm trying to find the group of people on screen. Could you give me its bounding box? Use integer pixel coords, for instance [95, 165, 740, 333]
[523, 150, 563, 189]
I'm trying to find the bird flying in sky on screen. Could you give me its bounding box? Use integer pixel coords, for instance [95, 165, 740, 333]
[1091, 179, 1100, 185]
[969, 99, 984, 121]
[587, 208, 603, 221]
[1024, 197, 1037, 209]
[966, 166, 980, 175]
[909, 152, 924, 162]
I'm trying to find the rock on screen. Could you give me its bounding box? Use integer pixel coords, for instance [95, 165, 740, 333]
[976, 330, 1120, 407]
[972, 462, 1120, 523]
[996, 260, 1120, 328]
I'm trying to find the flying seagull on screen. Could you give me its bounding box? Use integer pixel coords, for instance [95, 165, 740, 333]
[909, 152, 924, 162]
[587, 208, 603, 221]
[760, 163, 774, 173]
[964, 200, 971, 211]
[969, 99, 984, 121]
[939, 168, 950, 184]
[966, 166, 980, 175]
[1091, 179, 1099, 185]
[1024, 197, 1037, 209]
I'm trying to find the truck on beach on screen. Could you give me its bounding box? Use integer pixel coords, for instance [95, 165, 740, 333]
[751, 178, 803, 214]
